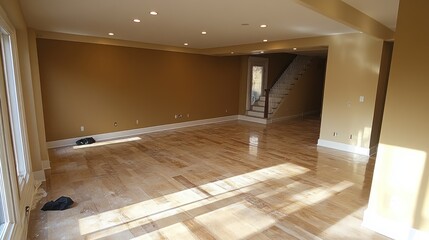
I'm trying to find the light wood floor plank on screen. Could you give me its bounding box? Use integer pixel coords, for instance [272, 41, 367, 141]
[28, 117, 389, 239]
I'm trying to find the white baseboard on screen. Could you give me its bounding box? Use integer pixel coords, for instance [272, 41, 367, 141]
[238, 115, 269, 124]
[33, 170, 46, 182]
[47, 115, 239, 148]
[317, 139, 370, 156]
[363, 209, 429, 240]
[42, 160, 50, 169]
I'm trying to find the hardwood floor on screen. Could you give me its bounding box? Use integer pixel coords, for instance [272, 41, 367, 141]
[28, 117, 389, 240]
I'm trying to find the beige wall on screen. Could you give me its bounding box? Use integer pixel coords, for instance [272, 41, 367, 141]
[28, 29, 49, 163]
[238, 56, 248, 115]
[319, 33, 384, 149]
[366, 0, 429, 233]
[272, 57, 326, 119]
[37, 39, 241, 141]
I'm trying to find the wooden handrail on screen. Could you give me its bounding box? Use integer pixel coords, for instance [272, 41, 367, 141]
[264, 89, 270, 119]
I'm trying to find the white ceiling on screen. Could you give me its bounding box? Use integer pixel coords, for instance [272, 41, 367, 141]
[19, 0, 399, 49]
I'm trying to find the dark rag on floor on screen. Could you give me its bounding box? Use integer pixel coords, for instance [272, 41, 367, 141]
[41, 196, 74, 211]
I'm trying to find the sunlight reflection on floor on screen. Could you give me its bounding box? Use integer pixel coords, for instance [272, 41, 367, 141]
[78, 162, 356, 240]
[79, 163, 309, 238]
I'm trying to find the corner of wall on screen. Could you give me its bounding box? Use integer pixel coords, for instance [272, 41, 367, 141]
[319, 33, 384, 152]
[363, 209, 429, 240]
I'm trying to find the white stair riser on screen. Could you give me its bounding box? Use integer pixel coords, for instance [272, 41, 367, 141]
[252, 106, 264, 112]
[247, 111, 264, 118]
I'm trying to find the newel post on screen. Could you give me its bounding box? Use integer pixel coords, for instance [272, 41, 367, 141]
[264, 89, 270, 119]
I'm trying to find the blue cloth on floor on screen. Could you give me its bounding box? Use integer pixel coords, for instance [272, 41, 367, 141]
[41, 196, 74, 211]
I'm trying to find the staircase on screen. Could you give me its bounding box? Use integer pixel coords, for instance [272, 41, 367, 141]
[247, 55, 313, 118]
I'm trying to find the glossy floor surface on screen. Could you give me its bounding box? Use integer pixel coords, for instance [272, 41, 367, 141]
[28, 117, 389, 239]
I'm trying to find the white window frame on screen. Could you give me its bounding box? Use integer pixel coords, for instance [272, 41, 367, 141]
[0, 12, 31, 191]
[0, 6, 32, 239]
[1, 32, 30, 189]
[0, 89, 17, 240]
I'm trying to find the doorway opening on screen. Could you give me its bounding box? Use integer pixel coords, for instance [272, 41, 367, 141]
[246, 57, 268, 111]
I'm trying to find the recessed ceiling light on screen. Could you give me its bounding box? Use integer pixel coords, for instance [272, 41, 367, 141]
[150, 11, 158, 16]
[260, 24, 267, 28]
[231, 52, 235, 54]
[133, 19, 141, 23]
[260, 51, 265, 54]
[184, 43, 189, 46]
[108, 32, 114, 36]
[293, 47, 297, 50]
[201, 31, 207, 35]
[263, 39, 268, 42]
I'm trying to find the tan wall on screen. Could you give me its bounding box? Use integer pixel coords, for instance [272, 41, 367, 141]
[319, 33, 384, 149]
[37, 39, 241, 141]
[238, 56, 248, 115]
[272, 57, 326, 119]
[366, 0, 429, 232]
[28, 29, 50, 163]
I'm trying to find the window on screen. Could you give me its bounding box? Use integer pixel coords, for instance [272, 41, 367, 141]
[0, 182, 4, 232]
[246, 57, 268, 110]
[0, 65, 15, 238]
[0, 10, 32, 239]
[0, 26, 30, 188]
[251, 66, 264, 105]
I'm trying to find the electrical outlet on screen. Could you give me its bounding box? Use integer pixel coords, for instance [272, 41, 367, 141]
[187, 113, 190, 118]
[350, 134, 353, 139]
[136, 120, 139, 125]
[80, 126, 85, 132]
[333, 132, 338, 136]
